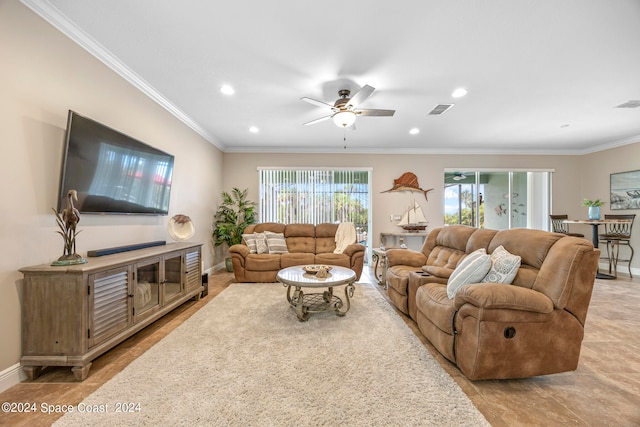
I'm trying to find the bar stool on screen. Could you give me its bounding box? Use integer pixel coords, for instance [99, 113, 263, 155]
[549, 214, 584, 237]
[598, 214, 635, 278]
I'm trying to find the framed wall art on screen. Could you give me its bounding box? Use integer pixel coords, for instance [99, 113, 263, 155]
[610, 169, 640, 210]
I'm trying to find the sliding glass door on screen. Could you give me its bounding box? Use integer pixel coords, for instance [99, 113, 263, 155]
[444, 169, 551, 230]
[258, 167, 372, 260]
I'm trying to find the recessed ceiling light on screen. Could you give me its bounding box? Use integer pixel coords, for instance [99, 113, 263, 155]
[409, 128, 420, 135]
[452, 88, 468, 98]
[249, 126, 259, 133]
[220, 84, 235, 95]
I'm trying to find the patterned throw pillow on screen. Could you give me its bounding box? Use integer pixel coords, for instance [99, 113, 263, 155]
[254, 232, 268, 254]
[242, 234, 257, 254]
[446, 248, 492, 299]
[265, 231, 289, 254]
[481, 245, 521, 284]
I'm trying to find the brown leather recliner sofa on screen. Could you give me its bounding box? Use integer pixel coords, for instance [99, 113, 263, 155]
[229, 222, 365, 283]
[386, 225, 599, 380]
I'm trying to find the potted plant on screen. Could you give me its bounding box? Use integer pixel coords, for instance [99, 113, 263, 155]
[213, 188, 257, 271]
[581, 198, 606, 220]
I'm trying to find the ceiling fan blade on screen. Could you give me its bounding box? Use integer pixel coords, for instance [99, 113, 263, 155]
[348, 84, 375, 108]
[301, 97, 336, 110]
[303, 115, 332, 126]
[356, 109, 395, 117]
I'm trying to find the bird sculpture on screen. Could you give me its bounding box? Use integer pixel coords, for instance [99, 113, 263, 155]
[52, 189, 86, 264]
[62, 189, 80, 254]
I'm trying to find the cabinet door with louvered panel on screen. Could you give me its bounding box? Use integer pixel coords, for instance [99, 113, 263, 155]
[89, 266, 132, 348]
[184, 249, 201, 292]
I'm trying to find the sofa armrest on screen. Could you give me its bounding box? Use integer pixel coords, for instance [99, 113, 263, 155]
[343, 243, 365, 257]
[454, 283, 554, 313]
[229, 244, 249, 257]
[386, 249, 427, 268]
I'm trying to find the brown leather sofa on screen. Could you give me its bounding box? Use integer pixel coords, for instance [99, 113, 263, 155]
[229, 222, 365, 283]
[386, 225, 599, 380]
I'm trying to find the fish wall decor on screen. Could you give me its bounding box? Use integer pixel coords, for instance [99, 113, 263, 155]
[381, 172, 434, 200]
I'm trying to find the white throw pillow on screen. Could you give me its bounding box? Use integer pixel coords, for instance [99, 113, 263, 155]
[264, 231, 289, 254]
[446, 248, 492, 299]
[481, 245, 521, 284]
[242, 234, 257, 254]
[254, 232, 268, 254]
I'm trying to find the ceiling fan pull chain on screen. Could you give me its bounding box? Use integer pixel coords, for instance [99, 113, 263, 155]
[343, 128, 347, 149]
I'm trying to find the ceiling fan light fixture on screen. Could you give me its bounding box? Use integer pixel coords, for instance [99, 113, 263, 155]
[332, 111, 356, 128]
[452, 172, 467, 181]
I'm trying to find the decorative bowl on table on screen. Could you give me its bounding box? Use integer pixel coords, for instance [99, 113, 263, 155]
[303, 265, 332, 274]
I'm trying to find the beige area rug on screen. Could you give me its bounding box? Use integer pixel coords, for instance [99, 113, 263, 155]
[55, 282, 489, 427]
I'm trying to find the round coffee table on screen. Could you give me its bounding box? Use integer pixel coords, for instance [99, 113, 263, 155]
[276, 265, 356, 321]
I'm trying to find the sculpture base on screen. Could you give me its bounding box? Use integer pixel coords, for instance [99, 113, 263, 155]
[51, 257, 88, 266]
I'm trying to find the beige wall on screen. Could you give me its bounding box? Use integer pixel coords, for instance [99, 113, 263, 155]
[0, 2, 223, 379]
[580, 142, 640, 257]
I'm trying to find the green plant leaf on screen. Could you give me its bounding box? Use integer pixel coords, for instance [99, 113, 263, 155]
[213, 188, 257, 247]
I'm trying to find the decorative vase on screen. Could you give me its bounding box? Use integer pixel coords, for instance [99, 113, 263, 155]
[588, 206, 600, 220]
[225, 257, 233, 272]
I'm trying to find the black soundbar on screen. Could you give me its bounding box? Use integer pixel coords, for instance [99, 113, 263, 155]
[87, 241, 166, 257]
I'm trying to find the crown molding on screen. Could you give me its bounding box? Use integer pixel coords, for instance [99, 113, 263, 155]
[20, 0, 224, 151]
[577, 134, 640, 155]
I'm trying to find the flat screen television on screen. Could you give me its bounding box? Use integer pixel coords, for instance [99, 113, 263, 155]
[57, 110, 174, 215]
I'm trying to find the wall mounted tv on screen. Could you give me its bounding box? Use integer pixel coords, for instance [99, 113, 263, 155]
[57, 110, 174, 215]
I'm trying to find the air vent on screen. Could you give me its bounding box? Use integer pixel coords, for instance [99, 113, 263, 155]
[428, 104, 454, 115]
[615, 100, 640, 108]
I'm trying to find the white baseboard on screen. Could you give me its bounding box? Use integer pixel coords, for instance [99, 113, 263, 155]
[203, 263, 227, 276]
[0, 363, 25, 393]
[211, 262, 227, 272]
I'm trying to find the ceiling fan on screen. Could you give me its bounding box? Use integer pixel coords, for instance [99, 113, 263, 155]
[301, 84, 395, 128]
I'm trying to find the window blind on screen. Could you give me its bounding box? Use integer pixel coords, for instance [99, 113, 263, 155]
[258, 168, 370, 231]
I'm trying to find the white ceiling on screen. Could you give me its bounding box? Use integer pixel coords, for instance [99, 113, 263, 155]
[23, 0, 640, 154]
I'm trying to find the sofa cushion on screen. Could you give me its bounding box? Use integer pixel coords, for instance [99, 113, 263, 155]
[447, 249, 492, 298]
[315, 223, 338, 253]
[281, 253, 315, 268]
[426, 246, 466, 271]
[265, 231, 289, 254]
[252, 222, 286, 234]
[481, 245, 521, 284]
[416, 283, 456, 335]
[244, 254, 281, 271]
[284, 223, 316, 237]
[242, 234, 257, 254]
[284, 224, 316, 253]
[314, 253, 350, 268]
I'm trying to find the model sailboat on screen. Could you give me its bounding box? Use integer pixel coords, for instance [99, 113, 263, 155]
[398, 200, 428, 231]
